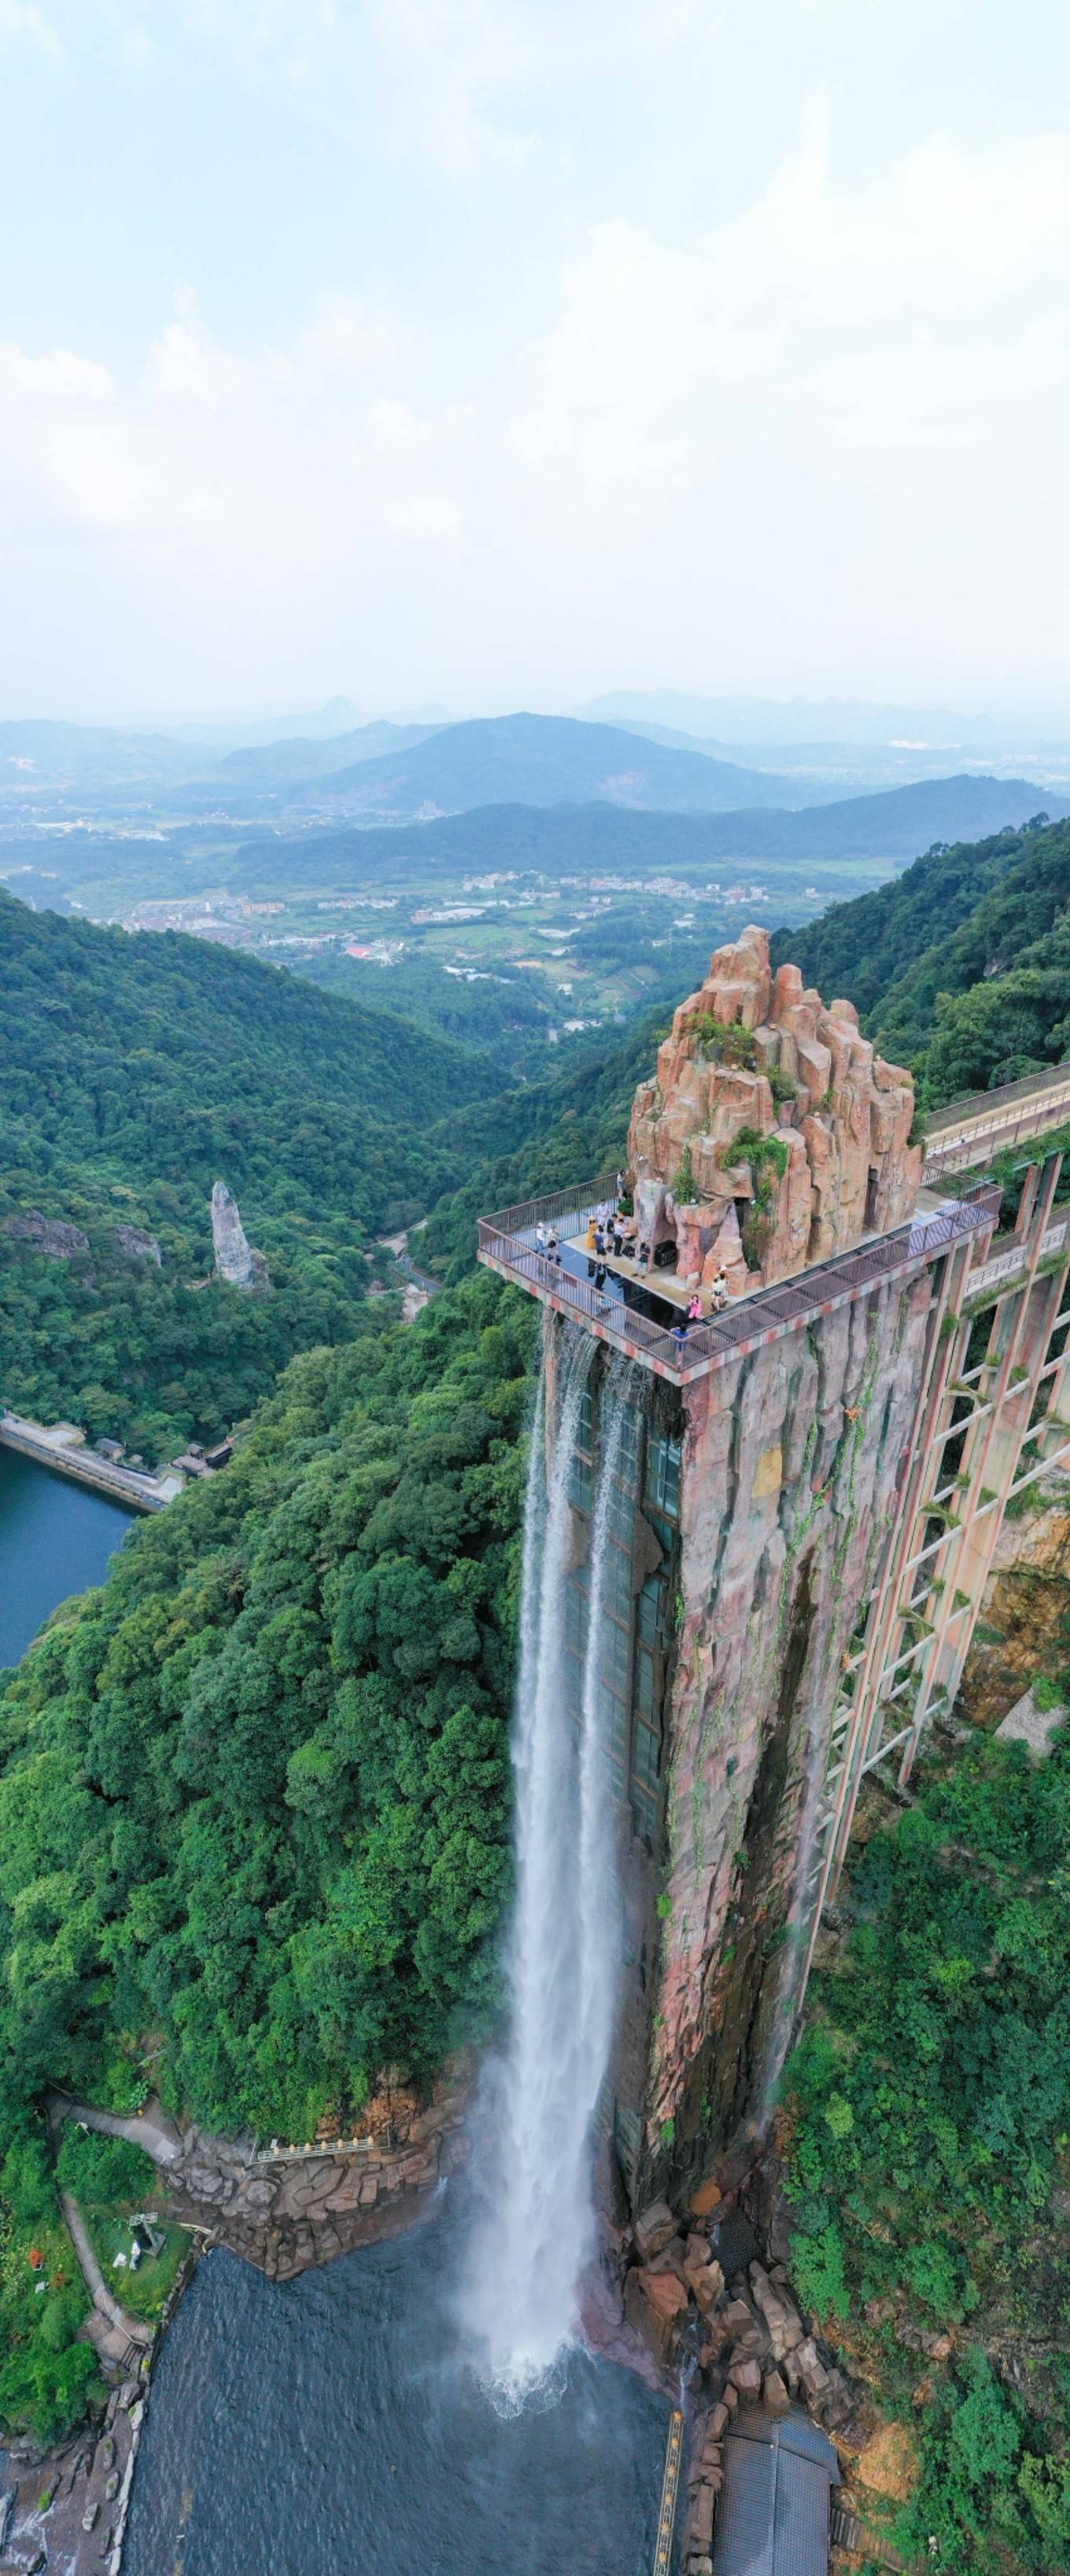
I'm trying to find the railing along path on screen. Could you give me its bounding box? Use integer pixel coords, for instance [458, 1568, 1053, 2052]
[477, 1184, 1001, 1382]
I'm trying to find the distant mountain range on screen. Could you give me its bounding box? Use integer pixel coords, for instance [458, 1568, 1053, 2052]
[577, 688, 1070, 752]
[2, 710, 1068, 847]
[225, 773, 1069, 895]
[220, 719, 440, 782]
[285, 711, 814, 818]
[0, 719, 210, 789]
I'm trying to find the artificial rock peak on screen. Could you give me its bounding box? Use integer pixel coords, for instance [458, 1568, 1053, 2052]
[626, 926, 921, 1295]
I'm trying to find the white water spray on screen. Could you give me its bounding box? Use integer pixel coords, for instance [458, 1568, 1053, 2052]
[467, 1323, 632, 2411]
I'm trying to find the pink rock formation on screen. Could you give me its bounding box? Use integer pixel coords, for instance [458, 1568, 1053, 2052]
[625, 927, 921, 1295]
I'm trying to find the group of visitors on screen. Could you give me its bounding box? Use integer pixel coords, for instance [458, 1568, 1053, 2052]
[532, 1188, 731, 1343]
[534, 1221, 563, 1266]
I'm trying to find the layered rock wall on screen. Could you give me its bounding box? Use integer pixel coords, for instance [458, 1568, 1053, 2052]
[627, 926, 921, 1295]
[636, 1264, 936, 2204]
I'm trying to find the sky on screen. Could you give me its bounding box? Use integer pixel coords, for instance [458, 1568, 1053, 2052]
[2, 0, 1069, 725]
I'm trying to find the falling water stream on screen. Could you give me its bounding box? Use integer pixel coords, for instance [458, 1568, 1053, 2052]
[118, 1318, 673, 2572]
[468, 1321, 633, 2411]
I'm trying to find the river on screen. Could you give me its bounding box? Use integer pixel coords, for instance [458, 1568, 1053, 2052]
[124, 2208, 673, 2576]
[0, 1448, 135, 1665]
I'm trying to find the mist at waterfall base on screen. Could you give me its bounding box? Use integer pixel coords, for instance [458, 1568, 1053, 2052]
[465, 1326, 634, 2414]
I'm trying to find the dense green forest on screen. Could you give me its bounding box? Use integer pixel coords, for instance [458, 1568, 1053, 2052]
[2, 822, 1070, 2477]
[297, 946, 559, 1074]
[773, 813, 1070, 1103]
[785, 1715, 1070, 2571]
[0, 1272, 533, 2433]
[773, 812, 1070, 2569]
[0, 889, 502, 1456]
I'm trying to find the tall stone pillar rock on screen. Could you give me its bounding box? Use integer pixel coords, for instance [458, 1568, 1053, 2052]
[211, 1181, 270, 1293]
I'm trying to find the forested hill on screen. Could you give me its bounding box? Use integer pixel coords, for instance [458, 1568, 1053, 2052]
[0, 885, 496, 1142]
[773, 815, 1070, 1103]
[0, 1270, 535, 2437]
[0, 890, 501, 1457]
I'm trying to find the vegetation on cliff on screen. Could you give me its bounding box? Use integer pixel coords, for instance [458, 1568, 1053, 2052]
[775, 821, 1070, 2570]
[773, 814, 1070, 1106]
[785, 1720, 1070, 2570]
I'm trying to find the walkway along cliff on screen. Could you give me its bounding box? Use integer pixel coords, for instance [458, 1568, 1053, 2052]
[477, 929, 1070, 2219]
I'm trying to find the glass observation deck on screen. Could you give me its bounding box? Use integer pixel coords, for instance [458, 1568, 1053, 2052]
[475, 1172, 1002, 1384]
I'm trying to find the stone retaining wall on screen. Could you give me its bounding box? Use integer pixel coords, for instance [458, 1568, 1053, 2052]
[157, 2067, 470, 2281]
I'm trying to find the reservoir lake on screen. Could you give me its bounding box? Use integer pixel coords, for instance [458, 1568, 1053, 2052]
[0, 1447, 136, 1665]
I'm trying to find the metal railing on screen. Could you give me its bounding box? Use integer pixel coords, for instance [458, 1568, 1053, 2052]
[924, 1060, 1070, 1178]
[925, 1057, 1070, 1134]
[477, 1180, 1002, 1380]
[478, 1170, 621, 1240]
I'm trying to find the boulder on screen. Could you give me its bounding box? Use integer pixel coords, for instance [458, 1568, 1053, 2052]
[2, 1210, 89, 1258]
[689, 2173, 723, 2219]
[113, 1224, 162, 1265]
[729, 2356, 762, 2397]
[719, 2297, 761, 2344]
[633, 2198, 678, 2260]
[624, 2263, 688, 2364]
[763, 2370, 789, 2415]
[689, 2485, 715, 2551]
[794, 2336, 832, 2405]
[648, 2235, 689, 2284]
[689, 2259, 725, 2316]
[748, 2262, 803, 2360]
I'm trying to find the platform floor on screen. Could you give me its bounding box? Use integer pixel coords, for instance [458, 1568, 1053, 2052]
[563, 1233, 700, 1315]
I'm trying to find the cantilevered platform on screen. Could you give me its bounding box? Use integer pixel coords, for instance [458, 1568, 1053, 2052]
[477, 1060, 1070, 1381]
[476, 1175, 1001, 1384]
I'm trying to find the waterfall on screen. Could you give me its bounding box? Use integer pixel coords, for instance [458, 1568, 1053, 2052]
[467, 1321, 632, 2413]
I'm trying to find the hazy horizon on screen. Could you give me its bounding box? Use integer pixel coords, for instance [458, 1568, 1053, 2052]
[2, 2, 1068, 722]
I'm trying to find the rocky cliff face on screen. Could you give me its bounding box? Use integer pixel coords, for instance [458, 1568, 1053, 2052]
[638, 1266, 935, 2203]
[211, 1180, 269, 1293]
[113, 1223, 161, 1265]
[1, 1210, 90, 1258]
[626, 926, 921, 1295]
[958, 1471, 1070, 1727]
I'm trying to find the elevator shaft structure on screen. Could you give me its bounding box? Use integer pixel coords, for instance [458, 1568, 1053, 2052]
[477, 1077, 1070, 2206]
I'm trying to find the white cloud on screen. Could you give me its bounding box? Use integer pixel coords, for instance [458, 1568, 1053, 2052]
[0, 293, 470, 572]
[508, 120, 1070, 528]
[296, 292, 400, 372]
[363, 397, 473, 460]
[0, 343, 113, 399]
[0, 0, 61, 54]
[371, 0, 707, 175]
[146, 288, 243, 406]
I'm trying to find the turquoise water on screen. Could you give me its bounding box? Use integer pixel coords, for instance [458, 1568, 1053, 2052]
[0, 1447, 135, 1665]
